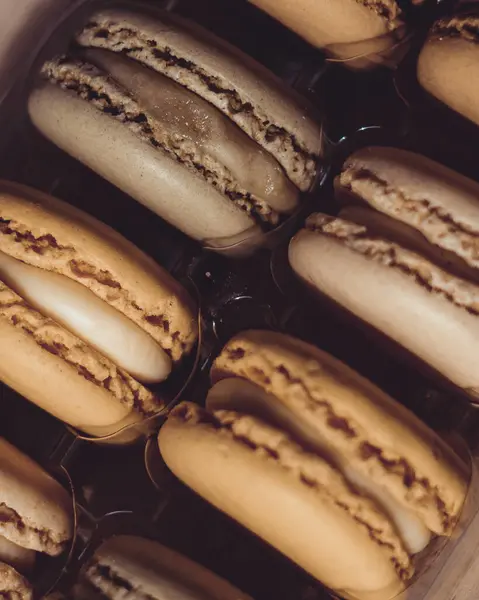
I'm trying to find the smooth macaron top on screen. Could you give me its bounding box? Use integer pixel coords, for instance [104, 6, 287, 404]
[74, 7, 324, 191]
[211, 330, 469, 535]
[0, 180, 197, 361]
[0, 437, 72, 556]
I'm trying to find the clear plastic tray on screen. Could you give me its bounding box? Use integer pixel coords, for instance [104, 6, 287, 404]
[1, 0, 479, 599]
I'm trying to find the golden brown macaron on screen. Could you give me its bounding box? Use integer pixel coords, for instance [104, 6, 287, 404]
[0, 181, 197, 435]
[0, 437, 73, 599]
[418, 13, 479, 129]
[158, 330, 468, 600]
[28, 7, 324, 249]
[289, 146, 479, 399]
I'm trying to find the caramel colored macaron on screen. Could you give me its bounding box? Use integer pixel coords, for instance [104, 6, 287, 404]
[0, 181, 197, 435]
[159, 331, 468, 600]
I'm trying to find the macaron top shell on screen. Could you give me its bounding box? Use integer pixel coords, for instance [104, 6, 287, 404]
[212, 330, 468, 535]
[0, 438, 72, 555]
[0, 181, 197, 361]
[75, 8, 323, 191]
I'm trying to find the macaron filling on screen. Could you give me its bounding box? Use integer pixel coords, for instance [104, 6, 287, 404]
[0, 250, 171, 383]
[207, 377, 432, 555]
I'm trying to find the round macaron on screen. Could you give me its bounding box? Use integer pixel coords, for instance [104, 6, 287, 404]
[28, 6, 324, 249]
[69, 535, 252, 600]
[158, 330, 468, 600]
[418, 13, 479, 130]
[0, 181, 197, 435]
[289, 146, 479, 399]
[0, 437, 73, 598]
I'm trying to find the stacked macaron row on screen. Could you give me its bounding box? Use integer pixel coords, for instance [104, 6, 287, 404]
[28, 6, 324, 252]
[158, 330, 470, 600]
[289, 146, 479, 401]
[0, 181, 198, 438]
[0, 438, 73, 599]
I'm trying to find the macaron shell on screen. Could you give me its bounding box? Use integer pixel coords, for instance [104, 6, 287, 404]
[337, 147, 479, 271]
[159, 403, 410, 598]
[75, 8, 323, 191]
[84, 535, 253, 600]
[0, 179, 197, 361]
[0, 281, 153, 435]
[213, 329, 468, 535]
[0, 437, 72, 556]
[0, 562, 32, 600]
[289, 223, 479, 398]
[28, 84, 259, 247]
[418, 32, 479, 129]
[248, 0, 398, 48]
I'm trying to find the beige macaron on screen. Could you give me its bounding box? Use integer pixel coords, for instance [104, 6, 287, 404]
[0, 437, 73, 598]
[0, 181, 197, 435]
[159, 331, 468, 600]
[70, 535, 252, 600]
[418, 14, 479, 129]
[290, 146, 479, 399]
[28, 7, 323, 249]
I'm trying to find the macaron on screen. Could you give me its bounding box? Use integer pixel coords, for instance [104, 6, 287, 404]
[418, 12, 479, 129]
[158, 330, 468, 600]
[67, 535, 252, 599]
[28, 7, 324, 249]
[0, 437, 73, 598]
[0, 181, 197, 435]
[289, 146, 479, 399]
[248, 0, 421, 67]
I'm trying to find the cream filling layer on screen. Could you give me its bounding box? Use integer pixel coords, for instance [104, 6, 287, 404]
[207, 377, 431, 555]
[0, 251, 171, 383]
[0, 535, 35, 574]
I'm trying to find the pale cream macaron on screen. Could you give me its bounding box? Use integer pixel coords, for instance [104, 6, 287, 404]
[0, 437, 73, 599]
[65, 535, 252, 600]
[289, 146, 479, 399]
[0, 181, 197, 435]
[159, 330, 468, 600]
